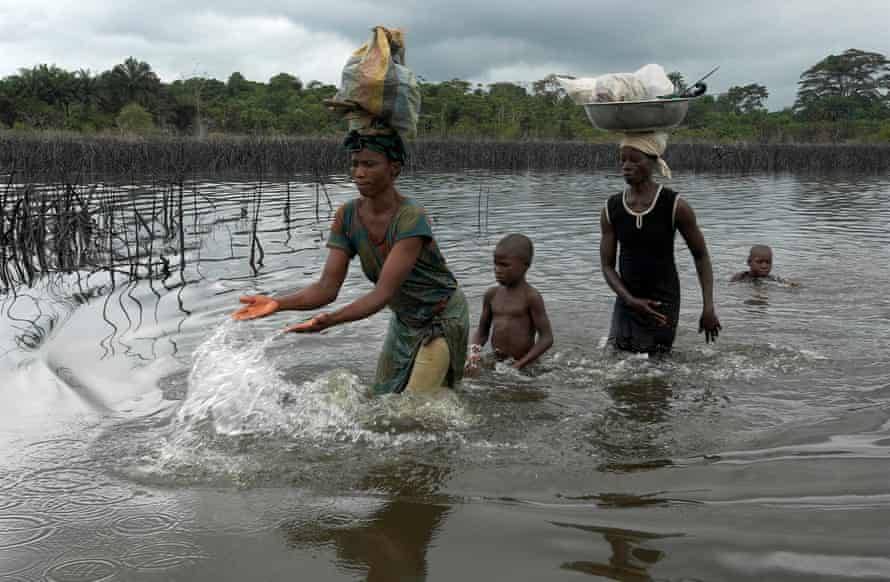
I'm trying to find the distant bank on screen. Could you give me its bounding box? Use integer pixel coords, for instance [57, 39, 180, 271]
[1, 132, 888, 176]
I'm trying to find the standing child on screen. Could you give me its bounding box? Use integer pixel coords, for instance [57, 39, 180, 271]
[731, 245, 799, 286]
[466, 234, 554, 371]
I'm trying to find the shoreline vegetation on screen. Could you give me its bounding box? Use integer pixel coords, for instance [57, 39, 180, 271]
[2, 132, 889, 177]
[0, 48, 888, 170]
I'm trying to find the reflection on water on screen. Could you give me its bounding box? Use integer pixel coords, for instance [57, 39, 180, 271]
[283, 460, 451, 582]
[605, 375, 673, 424]
[554, 521, 681, 582]
[1, 171, 889, 580]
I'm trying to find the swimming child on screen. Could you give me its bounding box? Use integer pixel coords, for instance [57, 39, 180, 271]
[466, 234, 554, 371]
[730, 245, 799, 286]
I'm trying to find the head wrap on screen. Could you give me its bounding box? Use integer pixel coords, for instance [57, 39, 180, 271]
[343, 130, 407, 163]
[619, 132, 672, 179]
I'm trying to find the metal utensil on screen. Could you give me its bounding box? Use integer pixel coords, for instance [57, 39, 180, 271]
[680, 65, 719, 97]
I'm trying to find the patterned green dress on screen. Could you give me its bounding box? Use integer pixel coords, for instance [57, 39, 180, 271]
[327, 197, 469, 395]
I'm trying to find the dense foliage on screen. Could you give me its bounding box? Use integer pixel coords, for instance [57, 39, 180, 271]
[1, 49, 889, 143]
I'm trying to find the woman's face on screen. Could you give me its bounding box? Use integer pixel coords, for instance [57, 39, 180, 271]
[350, 149, 400, 197]
[620, 146, 654, 185]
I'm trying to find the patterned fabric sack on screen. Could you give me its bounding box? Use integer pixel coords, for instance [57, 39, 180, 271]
[325, 26, 421, 137]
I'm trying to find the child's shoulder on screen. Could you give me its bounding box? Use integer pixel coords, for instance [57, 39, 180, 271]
[483, 285, 500, 299]
[730, 271, 751, 282]
[523, 282, 546, 302]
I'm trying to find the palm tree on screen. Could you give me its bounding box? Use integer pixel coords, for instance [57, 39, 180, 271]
[11, 64, 77, 119]
[107, 57, 161, 109]
[74, 69, 99, 106]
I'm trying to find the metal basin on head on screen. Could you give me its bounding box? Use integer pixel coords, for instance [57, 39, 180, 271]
[583, 98, 693, 132]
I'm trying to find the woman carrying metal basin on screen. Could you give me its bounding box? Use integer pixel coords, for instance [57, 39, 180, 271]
[562, 64, 722, 352]
[599, 130, 721, 354]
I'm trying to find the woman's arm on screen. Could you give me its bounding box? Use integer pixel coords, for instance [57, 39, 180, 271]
[233, 248, 350, 320]
[676, 198, 721, 341]
[324, 236, 425, 327]
[276, 248, 351, 310]
[675, 199, 715, 311]
[599, 208, 633, 303]
[600, 208, 667, 325]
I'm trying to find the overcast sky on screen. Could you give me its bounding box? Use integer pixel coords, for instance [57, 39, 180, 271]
[1, 0, 888, 110]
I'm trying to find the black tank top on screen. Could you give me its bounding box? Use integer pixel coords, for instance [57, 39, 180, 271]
[606, 186, 681, 303]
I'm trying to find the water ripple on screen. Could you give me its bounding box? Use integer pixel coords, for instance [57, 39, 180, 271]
[39, 497, 117, 522]
[23, 439, 90, 466]
[44, 558, 121, 582]
[0, 546, 42, 575]
[122, 540, 206, 570]
[19, 467, 97, 496]
[111, 513, 179, 536]
[0, 515, 56, 550]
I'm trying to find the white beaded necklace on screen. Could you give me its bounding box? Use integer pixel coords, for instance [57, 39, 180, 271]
[622, 185, 663, 229]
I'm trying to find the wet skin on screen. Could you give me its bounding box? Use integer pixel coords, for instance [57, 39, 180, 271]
[471, 252, 553, 368]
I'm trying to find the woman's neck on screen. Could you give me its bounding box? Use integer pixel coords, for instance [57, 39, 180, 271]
[627, 180, 658, 199]
[364, 187, 402, 214]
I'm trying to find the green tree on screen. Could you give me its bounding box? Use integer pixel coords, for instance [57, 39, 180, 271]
[531, 75, 566, 107]
[166, 78, 228, 128]
[116, 102, 154, 134]
[721, 83, 769, 114]
[227, 72, 248, 96]
[105, 57, 161, 111]
[74, 69, 100, 107]
[8, 65, 77, 120]
[794, 48, 890, 119]
[65, 69, 105, 130]
[0, 79, 16, 126]
[268, 72, 303, 94]
[265, 73, 302, 118]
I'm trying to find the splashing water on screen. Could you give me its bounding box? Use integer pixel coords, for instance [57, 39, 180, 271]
[152, 320, 478, 479]
[172, 320, 372, 440]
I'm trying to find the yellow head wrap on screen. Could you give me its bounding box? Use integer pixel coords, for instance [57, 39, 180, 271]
[619, 132, 672, 179]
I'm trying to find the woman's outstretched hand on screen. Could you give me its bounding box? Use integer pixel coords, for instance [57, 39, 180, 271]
[232, 295, 280, 320]
[699, 307, 722, 342]
[285, 313, 335, 334]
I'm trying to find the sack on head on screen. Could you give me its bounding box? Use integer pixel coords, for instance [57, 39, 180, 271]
[325, 26, 421, 138]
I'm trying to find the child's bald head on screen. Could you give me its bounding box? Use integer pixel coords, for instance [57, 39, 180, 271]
[495, 234, 534, 265]
[748, 245, 772, 260]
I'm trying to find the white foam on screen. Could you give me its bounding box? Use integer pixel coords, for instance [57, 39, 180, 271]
[165, 321, 477, 453]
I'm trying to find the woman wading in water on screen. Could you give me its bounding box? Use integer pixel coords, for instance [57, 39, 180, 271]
[599, 132, 721, 353]
[233, 129, 469, 396]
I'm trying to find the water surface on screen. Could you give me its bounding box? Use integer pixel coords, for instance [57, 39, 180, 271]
[1, 171, 888, 581]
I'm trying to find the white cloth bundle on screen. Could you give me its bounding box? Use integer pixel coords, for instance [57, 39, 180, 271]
[557, 64, 674, 105]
